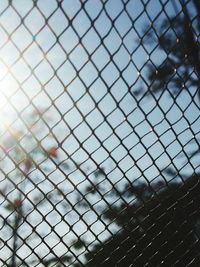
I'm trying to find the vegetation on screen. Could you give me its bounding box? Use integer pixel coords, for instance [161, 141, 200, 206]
[75, 1, 200, 266]
[1, 1, 200, 266]
[78, 174, 200, 266]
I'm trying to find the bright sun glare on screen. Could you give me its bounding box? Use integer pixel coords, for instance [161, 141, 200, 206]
[0, 67, 18, 131]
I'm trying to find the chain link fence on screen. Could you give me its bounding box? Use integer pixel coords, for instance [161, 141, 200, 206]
[0, 0, 200, 266]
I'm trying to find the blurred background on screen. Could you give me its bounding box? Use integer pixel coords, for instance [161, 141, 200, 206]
[0, 0, 200, 266]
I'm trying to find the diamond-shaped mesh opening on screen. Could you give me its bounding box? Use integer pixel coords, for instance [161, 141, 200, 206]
[0, 0, 200, 266]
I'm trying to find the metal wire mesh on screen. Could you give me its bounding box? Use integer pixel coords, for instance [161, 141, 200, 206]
[0, 0, 200, 266]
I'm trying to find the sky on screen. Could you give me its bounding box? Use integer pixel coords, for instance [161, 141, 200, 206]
[0, 0, 199, 265]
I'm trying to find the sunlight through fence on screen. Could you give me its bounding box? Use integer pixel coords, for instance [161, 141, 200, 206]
[0, 0, 200, 266]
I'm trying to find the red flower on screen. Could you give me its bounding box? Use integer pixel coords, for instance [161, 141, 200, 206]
[48, 147, 58, 158]
[24, 158, 32, 172]
[13, 199, 22, 208]
[5, 199, 23, 211]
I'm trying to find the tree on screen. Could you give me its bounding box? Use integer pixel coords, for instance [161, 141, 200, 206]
[75, 1, 200, 266]
[0, 110, 88, 266]
[133, 0, 200, 165]
[0, 109, 114, 267]
[77, 174, 200, 266]
[2, 1, 200, 266]
[134, 0, 200, 100]
[0, 110, 61, 266]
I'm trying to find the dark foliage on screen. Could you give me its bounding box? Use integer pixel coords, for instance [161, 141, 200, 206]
[78, 2, 200, 266]
[134, 0, 200, 99]
[82, 175, 200, 266]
